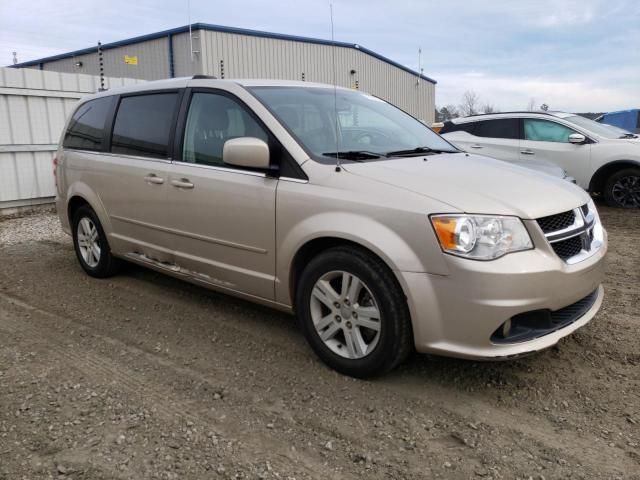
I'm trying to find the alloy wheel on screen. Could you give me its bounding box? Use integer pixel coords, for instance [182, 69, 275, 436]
[611, 174, 640, 208]
[309, 271, 381, 359]
[77, 217, 101, 267]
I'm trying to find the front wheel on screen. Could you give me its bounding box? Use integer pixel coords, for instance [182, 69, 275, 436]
[604, 168, 640, 208]
[296, 246, 413, 378]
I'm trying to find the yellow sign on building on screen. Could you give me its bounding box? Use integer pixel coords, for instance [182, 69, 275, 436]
[124, 55, 138, 65]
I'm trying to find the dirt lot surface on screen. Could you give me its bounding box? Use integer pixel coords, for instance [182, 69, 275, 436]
[0, 207, 638, 480]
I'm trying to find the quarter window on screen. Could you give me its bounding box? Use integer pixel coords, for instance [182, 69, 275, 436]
[63, 97, 113, 151]
[473, 119, 519, 139]
[182, 92, 268, 167]
[111, 93, 179, 159]
[524, 119, 575, 143]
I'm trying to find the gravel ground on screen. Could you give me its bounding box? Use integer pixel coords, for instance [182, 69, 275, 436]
[0, 206, 638, 479]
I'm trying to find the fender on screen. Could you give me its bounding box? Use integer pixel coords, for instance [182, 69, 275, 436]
[65, 181, 113, 237]
[589, 159, 640, 193]
[274, 211, 450, 306]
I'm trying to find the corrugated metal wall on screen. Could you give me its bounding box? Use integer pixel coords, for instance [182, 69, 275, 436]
[172, 32, 202, 77]
[198, 30, 435, 122]
[38, 37, 171, 81]
[0, 68, 143, 210]
[27, 28, 434, 123]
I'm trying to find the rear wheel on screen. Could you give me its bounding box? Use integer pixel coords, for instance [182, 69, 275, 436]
[604, 168, 640, 208]
[72, 205, 121, 278]
[296, 246, 413, 378]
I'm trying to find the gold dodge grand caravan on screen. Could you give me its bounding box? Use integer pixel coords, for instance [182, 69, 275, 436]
[55, 77, 607, 377]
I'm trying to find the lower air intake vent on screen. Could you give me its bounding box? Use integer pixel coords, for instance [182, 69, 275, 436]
[551, 235, 583, 260]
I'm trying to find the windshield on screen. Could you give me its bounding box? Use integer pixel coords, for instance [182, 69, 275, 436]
[248, 86, 458, 160]
[564, 115, 634, 139]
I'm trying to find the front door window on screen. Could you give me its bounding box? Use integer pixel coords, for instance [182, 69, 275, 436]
[524, 119, 575, 143]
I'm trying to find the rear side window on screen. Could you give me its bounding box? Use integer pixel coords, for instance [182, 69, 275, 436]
[111, 93, 179, 159]
[439, 121, 475, 135]
[473, 119, 519, 139]
[63, 97, 113, 151]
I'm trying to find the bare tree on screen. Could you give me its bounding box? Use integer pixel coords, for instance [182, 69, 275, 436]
[438, 104, 460, 121]
[482, 103, 498, 114]
[459, 90, 480, 116]
[526, 97, 536, 111]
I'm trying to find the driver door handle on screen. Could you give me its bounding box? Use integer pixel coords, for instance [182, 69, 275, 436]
[469, 144, 483, 149]
[520, 149, 535, 155]
[171, 178, 194, 189]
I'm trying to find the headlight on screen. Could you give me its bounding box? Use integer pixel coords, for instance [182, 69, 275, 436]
[430, 214, 533, 260]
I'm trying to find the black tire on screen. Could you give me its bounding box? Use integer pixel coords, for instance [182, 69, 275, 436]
[71, 205, 121, 278]
[295, 245, 413, 378]
[604, 167, 640, 208]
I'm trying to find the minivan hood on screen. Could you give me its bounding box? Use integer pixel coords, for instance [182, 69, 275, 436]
[510, 159, 566, 179]
[342, 153, 590, 219]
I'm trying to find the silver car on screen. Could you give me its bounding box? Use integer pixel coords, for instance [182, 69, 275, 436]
[55, 77, 607, 377]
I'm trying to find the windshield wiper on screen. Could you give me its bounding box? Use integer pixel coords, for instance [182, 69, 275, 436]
[619, 133, 638, 139]
[322, 150, 382, 160]
[385, 146, 457, 157]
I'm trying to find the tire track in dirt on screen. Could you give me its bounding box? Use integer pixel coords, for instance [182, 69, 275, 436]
[2, 206, 639, 479]
[0, 293, 354, 479]
[2, 288, 636, 479]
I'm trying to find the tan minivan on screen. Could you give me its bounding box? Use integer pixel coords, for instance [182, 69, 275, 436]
[55, 77, 607, 377]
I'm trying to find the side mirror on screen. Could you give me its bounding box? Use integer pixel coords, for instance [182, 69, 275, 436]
[568, 133, 586, 144]
[223, 137, 270, 169]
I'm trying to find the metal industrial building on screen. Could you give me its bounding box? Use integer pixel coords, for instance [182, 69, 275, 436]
[13, 23, 436, 123]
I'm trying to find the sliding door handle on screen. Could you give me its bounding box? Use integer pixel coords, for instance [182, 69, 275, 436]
[144, 174, 164, 185]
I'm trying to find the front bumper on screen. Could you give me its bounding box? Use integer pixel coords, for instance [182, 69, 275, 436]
[401, 228, 607, 360]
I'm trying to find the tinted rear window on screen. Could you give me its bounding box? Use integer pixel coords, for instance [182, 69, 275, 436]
[63, 97, 113, 151]
[111, 93, 179, 159]
[474, 119, 520, 139]
[440, 121, 475, 135]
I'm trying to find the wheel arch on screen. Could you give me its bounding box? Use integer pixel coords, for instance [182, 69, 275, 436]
[289, 237, 388, 309]
[65, 182, 113, 236]
[589, 160, 640, 194]
[284, 234, 425, 316]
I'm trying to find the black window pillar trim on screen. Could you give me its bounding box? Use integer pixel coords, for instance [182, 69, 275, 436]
[103, 95, 119, 153]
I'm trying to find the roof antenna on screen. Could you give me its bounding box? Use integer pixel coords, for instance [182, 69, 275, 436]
[330, 3, 341, 172]
[417, 47, 422, 121]
[187, 0, 194, 72]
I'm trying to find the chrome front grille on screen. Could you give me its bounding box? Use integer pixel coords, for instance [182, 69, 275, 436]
[536, 203, 603, 264]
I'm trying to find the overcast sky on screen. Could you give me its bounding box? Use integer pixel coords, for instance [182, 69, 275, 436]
[1, 0, 638, 112]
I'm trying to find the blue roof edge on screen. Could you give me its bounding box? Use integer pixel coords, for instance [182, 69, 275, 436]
[10, 23, 437, 85]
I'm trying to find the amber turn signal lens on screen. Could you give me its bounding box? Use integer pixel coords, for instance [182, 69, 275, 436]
[431, 217, 458, 250]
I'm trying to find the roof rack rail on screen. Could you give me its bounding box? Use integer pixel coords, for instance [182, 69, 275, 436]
[460, 111, 558, 119]
[192, 74, 217, 79]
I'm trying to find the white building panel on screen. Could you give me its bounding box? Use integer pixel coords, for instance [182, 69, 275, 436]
[0, 68, 143, 210]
